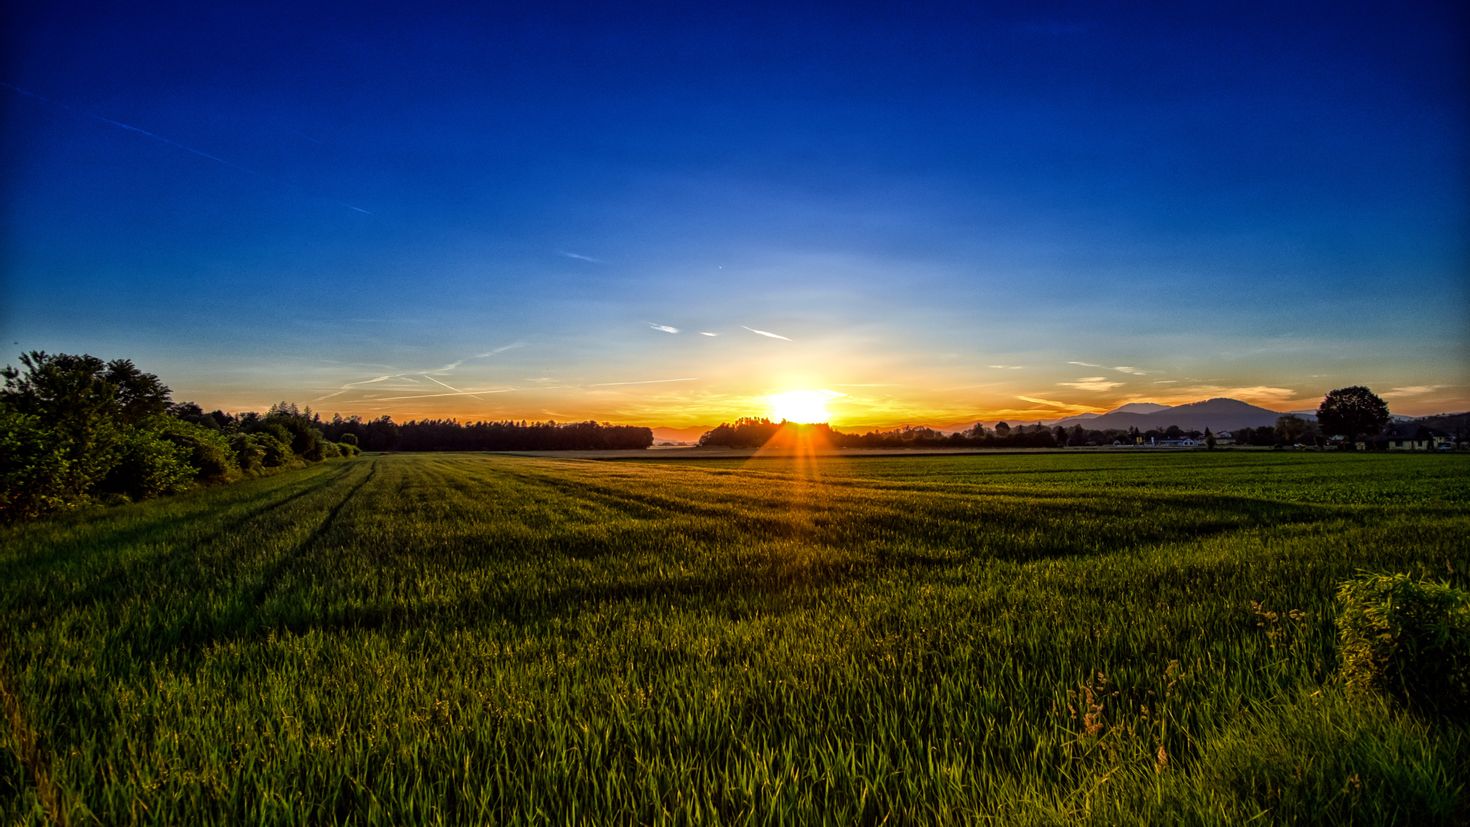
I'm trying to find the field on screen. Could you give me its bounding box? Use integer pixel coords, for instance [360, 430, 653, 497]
[2, 451, 1467, 824]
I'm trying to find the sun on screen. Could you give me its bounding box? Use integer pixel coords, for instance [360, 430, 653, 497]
[767, 389, 840, 424]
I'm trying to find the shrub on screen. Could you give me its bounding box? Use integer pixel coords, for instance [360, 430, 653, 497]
[319, 440, 341, 459]
[338, 432, 359, 447]
[1337, 573, 1470, 717]
[98, 425, 194, 501]
[0, 408, 82, 520]
[336, 441, 360, 457]
[230, 433, 265, 473]
[159, 417, 237, 481]
[252, 433, 295, 468]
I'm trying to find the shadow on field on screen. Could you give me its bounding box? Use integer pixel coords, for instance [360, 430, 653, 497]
[2, 463, 363, 631]
[94, 487, 1362, 672]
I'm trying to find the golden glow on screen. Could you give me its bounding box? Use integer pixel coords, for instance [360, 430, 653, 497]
[767, 389, 841, 424]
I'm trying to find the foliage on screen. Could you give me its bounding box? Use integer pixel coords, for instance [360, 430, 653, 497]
[1318, 386, 1391, 443]
[230, 433, 266, 473]
[158, 417, 238, 481]
[0, 408, 79, 520]
[2, 452, 1467, 823]
[252, 433, 296, 468]
[98, 423, 195, 500]
[1337, 573, 1470, 717]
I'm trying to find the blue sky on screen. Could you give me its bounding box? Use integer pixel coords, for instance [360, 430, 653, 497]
[3, 2, 1467, 426]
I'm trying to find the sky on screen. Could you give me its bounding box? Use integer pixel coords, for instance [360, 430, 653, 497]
[3, 2, 1467, 429]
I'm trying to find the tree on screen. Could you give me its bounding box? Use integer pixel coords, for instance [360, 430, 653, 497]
[1, 352, 174, 507]
[1317, 386, 1390, 448]
[1275, 414, 1310, 446]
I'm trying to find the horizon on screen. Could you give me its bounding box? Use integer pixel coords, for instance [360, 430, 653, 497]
[4, 4, 1468, 426]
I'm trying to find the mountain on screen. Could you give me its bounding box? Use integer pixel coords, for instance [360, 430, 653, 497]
[1053, 398, 1294, 432]
[1109, 402, 1171, 415]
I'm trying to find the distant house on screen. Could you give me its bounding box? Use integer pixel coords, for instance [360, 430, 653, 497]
[1388, 436, 1432, 451]
[1155, 437, 1199, 448]
[1383, 424, 1450, 451]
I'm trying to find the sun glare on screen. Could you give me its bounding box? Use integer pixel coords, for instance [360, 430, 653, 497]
[767, 389, 840, 424]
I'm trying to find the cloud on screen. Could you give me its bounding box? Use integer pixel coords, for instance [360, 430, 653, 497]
[647, 322, 680, 334]
[1016, 395, 1069, 408]
[475, 342, 525, 358]
[1383, 385, 1446, 398]
[1067, 361, 1102, 368]
[1154, 379, 1178, 384]
[421, 373, 485, 401]
[1114, 366, 1150, 375]
[370, 389, 517, 401]
[559, 250, 603, 264]
[588, 377, 699, 387]
[698, 331, 719, 337]
[742, 325, 792, 341]
[988, 364, 1024, 370]
[1059, 377, 1125, 392]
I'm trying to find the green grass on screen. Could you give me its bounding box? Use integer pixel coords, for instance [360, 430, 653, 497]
[2, 451, 1467, 824]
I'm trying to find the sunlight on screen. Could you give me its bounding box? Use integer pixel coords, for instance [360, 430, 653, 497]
[767, 389, 841, 424]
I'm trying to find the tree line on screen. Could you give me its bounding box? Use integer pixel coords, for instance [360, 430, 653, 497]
[1, 352, 652, 521]
[698, 387, 1398, 451]
[0, 352, 364, 521]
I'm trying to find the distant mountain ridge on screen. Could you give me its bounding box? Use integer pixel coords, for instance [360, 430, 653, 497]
[1051, 398, 1298, 432]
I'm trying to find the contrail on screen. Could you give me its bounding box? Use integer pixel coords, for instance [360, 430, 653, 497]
[371, 389, 516, 401]
[421, 373, 484, 401]
[1, 81, 373, 216]
[559, 251, 603, 264]
[742, 325, 792, 341]
[588, 377, 699, 387]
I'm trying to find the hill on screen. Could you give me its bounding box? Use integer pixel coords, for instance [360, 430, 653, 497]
[1054, 398, 1296, 432]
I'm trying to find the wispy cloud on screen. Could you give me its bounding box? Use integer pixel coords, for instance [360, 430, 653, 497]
[1154, 379, 1178, 384]
[475, 342, 525, 358]
[1383, 385, 1447, 398]
[742, 325, 792, 341]
[647, 322, 680, 334]
[698, 331, 719, 337]
[370, 388, 517, 401]
[1067, 361, 1102, 368]
[421, 373, 484, 401]
[1114, 366, 1151, 375]
[1059, 377, 1124, 392]
[988, 364, 1024, 370]
[588, 377, 700, 387]
[1016, 395, 1070, 408]
[559, 250, 603, 264]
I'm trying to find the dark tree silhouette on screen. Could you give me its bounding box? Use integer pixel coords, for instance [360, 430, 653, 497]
[1317, 386, 1390, 448]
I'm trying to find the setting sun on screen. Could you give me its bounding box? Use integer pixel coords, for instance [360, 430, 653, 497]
[766, 389, 841, 424]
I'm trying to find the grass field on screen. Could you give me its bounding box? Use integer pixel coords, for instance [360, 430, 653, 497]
[2, 451, 1468, 824]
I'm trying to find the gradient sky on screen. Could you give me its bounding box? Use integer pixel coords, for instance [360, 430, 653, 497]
[4, 2, 1467, 428]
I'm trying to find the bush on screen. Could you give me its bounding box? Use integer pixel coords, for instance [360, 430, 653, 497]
[319, 440, 341, 459]
[159, 417, 237, 481]
[98, 425, 194, 501]
[336, 441, 360, 457]
[338, 432, 359, 447]
[1337, 573, 1470, 717]
[230, 433, 265, 473]
[252, 433, 295, 468]
[0, 408, 82, 520]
